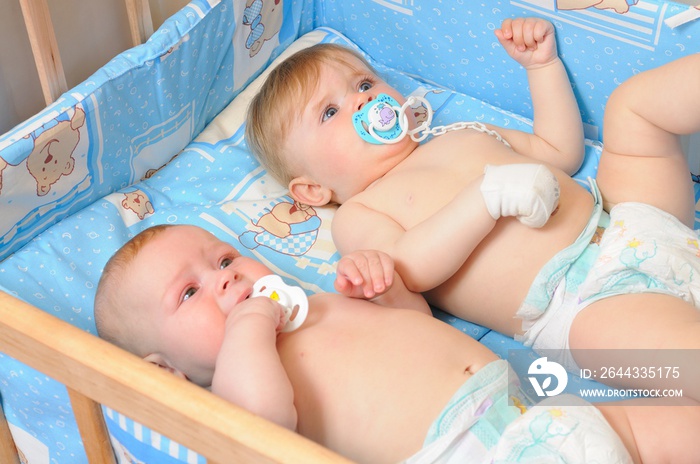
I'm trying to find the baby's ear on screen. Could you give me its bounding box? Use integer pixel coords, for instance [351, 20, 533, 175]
[289, 176, 333, 206]
[143, 353, 187, 379]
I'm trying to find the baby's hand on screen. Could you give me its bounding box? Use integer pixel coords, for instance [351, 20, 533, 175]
[335, 250, 394, 299]
[480, 164, 560, 228]
[225, 297, 286, 334]
[495, 17, 558, 69]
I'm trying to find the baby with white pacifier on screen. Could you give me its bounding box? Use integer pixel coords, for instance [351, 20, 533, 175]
[94, 223, 700, 464]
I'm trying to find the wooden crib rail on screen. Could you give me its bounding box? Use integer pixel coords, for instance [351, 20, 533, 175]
[0, 290, 353, 464]
[19, 0, 153, 106]
[125, 0, 155, 47]
[0, 403, 19, 464]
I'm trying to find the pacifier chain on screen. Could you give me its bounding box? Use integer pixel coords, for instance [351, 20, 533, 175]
[251, 275, 309, 332]
[353, 94, 511, 148]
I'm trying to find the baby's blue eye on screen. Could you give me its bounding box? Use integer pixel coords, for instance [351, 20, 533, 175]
[220, 258, 233, 269]
[359, 81, 373, 92]
[183, 287, 197, 301]
[322, 106, 338, 122]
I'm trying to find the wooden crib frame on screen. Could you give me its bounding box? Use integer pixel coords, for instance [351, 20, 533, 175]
[1, 2, 352, 462]
[19, 0, 155, 106]
[0, 292, 349, 464]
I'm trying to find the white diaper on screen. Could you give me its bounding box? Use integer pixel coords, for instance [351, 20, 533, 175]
[515, 180, 606, 372]
[404, 360, 632, 463]
[578, 201, 700, 307]
[517, 181, 700, 372]
[492, 395, 632, 463]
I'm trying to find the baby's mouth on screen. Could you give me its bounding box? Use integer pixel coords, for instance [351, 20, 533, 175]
[233, 287, 253, 307]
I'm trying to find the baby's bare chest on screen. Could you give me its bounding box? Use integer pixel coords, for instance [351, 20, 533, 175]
[362, 132, 522, 228]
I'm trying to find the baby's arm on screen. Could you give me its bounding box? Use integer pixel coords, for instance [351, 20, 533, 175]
[212, 297, 297, 430]
[493, 17, 584, 175]
[334, 250, 431, 314]
[334, 164, 559, 293]
[334, 178, 495, 293]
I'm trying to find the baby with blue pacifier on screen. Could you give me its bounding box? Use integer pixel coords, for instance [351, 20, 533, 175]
[246, 16, 700, 407]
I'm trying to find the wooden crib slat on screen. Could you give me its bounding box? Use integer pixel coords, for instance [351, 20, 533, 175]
[19, 0, 68, 106]
[20, 0, 152, 106]
[67, 388, 117, 464]
[125, 0, 154, 47]
[0, 290, 353, 464]
[0, 404, 20, 464]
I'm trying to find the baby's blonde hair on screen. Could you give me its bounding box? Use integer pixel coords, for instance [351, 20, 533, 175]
[94, 224, 175, 356]
[245, 43, 377, 186]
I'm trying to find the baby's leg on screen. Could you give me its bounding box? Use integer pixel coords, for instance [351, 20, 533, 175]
[597, 53, 700, 227]
[569, 293, 700, 402]
[597, 398, 700, 464]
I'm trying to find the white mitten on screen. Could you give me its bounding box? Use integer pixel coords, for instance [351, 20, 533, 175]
[480, 164, 560, 228]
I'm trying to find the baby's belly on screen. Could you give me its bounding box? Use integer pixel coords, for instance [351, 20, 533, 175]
[428, 176, 594, 335]
[278, 295, 498, 463]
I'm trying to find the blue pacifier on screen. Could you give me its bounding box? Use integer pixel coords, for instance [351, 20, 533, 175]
[352, 93, 406, 144]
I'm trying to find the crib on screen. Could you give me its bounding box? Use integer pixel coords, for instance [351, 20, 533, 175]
[1, 0, 699, 462]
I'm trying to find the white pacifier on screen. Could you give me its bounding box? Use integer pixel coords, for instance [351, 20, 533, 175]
[251, 275, 309, 332]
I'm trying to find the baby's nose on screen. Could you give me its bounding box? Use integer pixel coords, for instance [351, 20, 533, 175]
[217, 268, 240, 292]
[215, 270, 245, 316]
[357, 94, 374, 111]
